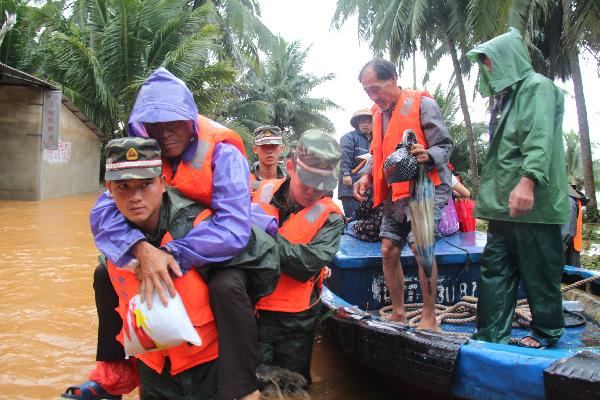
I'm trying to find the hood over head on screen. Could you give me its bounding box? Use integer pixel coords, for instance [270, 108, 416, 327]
[467, 28, 534, 97]
[128, 68, 198, 137]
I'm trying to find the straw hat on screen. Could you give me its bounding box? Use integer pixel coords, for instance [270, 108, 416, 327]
[350, 108, 372, 129]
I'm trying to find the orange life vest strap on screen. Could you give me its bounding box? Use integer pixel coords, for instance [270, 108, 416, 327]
[252, 179, 287, 222]
[573, 199, 583, 252]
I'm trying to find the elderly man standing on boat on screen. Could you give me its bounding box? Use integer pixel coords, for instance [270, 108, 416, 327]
[467, 28, 568, 348]
[354, 59, 453, 330]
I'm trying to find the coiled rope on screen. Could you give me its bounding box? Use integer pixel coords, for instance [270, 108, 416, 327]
[379, 274, 600, 330]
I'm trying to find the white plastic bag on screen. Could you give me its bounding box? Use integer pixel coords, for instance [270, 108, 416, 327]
[122, 290, 202, 356]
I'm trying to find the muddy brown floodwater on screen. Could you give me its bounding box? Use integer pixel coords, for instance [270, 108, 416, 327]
[0, 192, 422, 400]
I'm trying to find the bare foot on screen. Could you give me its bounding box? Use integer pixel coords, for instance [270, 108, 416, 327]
[417, 315, 440, 332]
[240, 389, 260, 400]
[383, 312, 407, 325]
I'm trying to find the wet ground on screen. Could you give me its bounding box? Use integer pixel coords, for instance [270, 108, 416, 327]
[0, 192, 416, 400]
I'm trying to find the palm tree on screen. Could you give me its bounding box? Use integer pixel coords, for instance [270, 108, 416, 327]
[564, 129, 583, 186]
[0, 0, 57, 72]
[487, 0, 600, 215]
[224, 36, 338, 144]
[432, 84, 487, 188]
[561, 0, 599, 215]
[2, 0, 237, 138]
[0, 11, 16, 47]
[191, 0, 275, 68]
[332, 0, 481, 195]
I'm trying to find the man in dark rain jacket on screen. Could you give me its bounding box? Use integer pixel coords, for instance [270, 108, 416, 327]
[338, 109, 372, 219]
[467, 28, 569, 348]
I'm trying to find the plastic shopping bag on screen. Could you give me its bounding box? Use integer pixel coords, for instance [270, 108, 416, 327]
[122, 289, 201, 356]
[436, 197, 460, 236]
[455, 198, 476, 232]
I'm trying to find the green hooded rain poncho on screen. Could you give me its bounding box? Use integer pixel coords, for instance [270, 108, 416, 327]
[467, 28, 568, 224]
[467, 29, 569, 346]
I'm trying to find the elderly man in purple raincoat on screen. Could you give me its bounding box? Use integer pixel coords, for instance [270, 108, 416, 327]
[65, 68, 276, 400]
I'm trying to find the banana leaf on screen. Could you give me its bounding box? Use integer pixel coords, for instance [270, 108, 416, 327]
[409, 164, 436, 280]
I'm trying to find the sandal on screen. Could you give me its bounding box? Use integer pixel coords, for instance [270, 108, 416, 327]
[61, 380, 122, 399]
[514, 331, 555, 349]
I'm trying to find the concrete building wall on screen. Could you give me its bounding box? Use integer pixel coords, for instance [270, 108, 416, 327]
[0, 85, 102, 200]
[39, 102, 101, 200]
[0, 86, 42, 200]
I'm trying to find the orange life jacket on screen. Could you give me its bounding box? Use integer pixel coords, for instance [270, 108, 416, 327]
[161, 115, 246, 206]
[106, 209, 218, 375]
[371, 89, 442, 207]
[573, 199, 583, 252]
[252, 179, 342, 313]
[250, 174, 259, 195]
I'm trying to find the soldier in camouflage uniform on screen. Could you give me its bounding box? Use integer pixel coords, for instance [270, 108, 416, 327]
[64, 137, 279, 400]
[250, 125, 287, 182]
[102, 137, 222, 399]
[253, 130, 345, 386]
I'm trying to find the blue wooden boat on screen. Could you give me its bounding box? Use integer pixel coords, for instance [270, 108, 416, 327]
[323, 232, 600, 400]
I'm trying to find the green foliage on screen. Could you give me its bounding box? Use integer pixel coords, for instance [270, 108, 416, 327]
[581, 253, 600, 271]
[581, 224, 600, 270]
[475, 218, 488, 232]
[564, 129, 583, 186]
[584, 208, 600, 223]
[0, 0, 57, 72]
[431, 84, 488, 191]
[594, 157, 600, 189]
[1, 0, 336, 163]
[332, 0, 482, 193]
[223, 36, 338, 145]
[583, 223, 600, 241]
[1, 0, 240, 139]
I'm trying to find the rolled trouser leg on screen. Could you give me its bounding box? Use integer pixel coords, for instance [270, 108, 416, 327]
[515, 222, 564, 344]
[474, 221, 520, 343]
[94, 263, 125, 361]
[208, 268, 258, 400]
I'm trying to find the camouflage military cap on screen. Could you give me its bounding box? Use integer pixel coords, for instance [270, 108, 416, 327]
[295, 129, 341, 191]
[105, 137, 162, 181]
[254, 125, 284, 145]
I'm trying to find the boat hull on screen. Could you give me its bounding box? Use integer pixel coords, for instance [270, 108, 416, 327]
[323, 234, 600, 399]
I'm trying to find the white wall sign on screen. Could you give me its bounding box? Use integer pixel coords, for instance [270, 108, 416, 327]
[42, 90, 62, 150]
[43, 140, 71, 164]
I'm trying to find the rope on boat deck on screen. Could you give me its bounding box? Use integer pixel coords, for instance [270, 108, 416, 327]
[378, 274, 600, 334]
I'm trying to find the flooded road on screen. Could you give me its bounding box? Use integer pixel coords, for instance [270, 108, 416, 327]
[0, 193, 99, 399]
[0, 192, 410, 400]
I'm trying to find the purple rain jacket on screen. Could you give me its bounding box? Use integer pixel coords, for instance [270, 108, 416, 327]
[90, 68, 276, 273]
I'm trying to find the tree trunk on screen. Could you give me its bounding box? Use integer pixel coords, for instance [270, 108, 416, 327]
[448, 38, 479, 195]
[412, 47, 417, 89]
[568, 46, 598, 212]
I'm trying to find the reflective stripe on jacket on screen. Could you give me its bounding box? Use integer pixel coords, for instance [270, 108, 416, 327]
[252, 179, 342, 312]
[107, 209, 218, 375]
[371, 89, 441, 206]
[161, 115, 246, 206]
